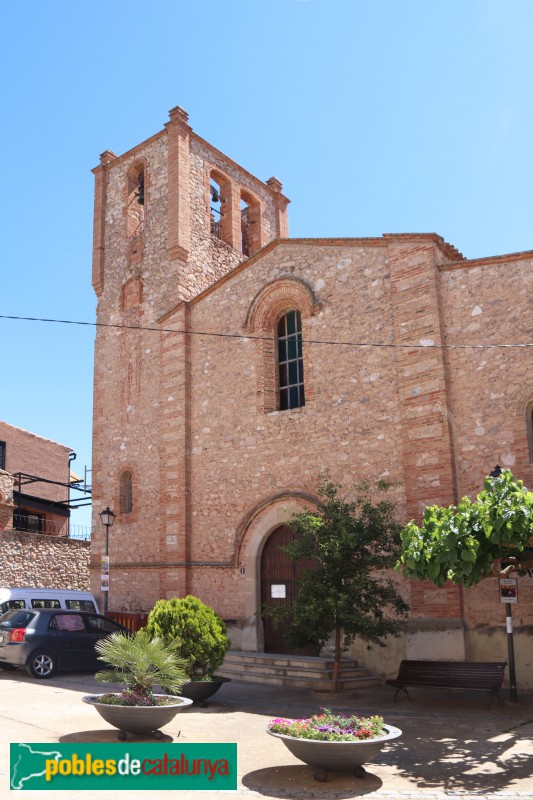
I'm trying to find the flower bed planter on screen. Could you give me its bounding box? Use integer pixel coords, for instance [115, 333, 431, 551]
[83, 694, 193, 740]
[267, 710, 402, 781]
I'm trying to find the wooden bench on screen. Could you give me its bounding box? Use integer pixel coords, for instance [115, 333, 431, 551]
[386, 660, 507, 708]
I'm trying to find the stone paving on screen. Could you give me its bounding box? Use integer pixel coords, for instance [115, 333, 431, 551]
[0, 670, 532, 799]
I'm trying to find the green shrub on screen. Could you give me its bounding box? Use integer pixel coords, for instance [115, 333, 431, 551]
[144, 595, 231, 679]
[95, 629, 189, 704]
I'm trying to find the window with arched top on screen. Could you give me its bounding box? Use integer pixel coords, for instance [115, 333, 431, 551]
[245, 278, 319, 414]
[127, 164, 145, 240]
[127, 162, 146, 265]
[278, 311, 305, 410]
[119, 471, 133, 515]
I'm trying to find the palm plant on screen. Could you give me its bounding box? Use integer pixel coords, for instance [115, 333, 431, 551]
[95, 629, 189, 704]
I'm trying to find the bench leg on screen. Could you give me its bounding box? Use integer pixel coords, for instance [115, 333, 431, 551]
[488, 689, 503, 710]
[393, 686, 411, 703]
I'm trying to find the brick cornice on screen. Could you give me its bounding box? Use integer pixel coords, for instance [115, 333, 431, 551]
[440, 249, 533, 271]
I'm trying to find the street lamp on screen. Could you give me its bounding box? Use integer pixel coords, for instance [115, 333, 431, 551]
[99, 507, 115, 612]
[488, 465, 517, 703]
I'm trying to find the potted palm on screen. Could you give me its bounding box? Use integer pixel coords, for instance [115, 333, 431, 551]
[143, 595, 231, 706]
[267, 708, 402, 782]
[83, 629, 192, 740]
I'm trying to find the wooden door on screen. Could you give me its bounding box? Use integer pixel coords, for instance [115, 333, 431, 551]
[260, 525, 314, 654]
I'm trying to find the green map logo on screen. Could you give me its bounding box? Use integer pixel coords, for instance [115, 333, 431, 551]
[10, 742, 237, 790]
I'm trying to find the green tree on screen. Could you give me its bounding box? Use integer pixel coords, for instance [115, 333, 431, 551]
[398, 469, 533, 587]
[274, 477, 409, 693]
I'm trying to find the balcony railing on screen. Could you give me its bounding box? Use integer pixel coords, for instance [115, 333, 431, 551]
[12, 516, 92, 541]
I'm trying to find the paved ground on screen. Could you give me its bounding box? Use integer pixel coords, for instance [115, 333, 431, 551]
[0, 669, 532, 799]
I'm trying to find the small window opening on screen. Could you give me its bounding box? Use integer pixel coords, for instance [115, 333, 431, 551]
[210, 180, 222, 239]
[120, 471, 133, 514]
[278, 310, 305, 410]
[127, 167, 145, 240]
[0, 441, 5, 471]
[241, 199, 250, 257]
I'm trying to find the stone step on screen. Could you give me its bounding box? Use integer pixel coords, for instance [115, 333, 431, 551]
[223, 662, 369, 680]
[218, 651, 382, 689]
[217, 667, 382, 690]
[222, 652, 360, 670]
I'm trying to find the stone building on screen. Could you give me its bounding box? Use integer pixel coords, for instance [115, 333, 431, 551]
[0, 421, 73, 536]
[0, 421, 90, 590]
[91, 107, 533, 685]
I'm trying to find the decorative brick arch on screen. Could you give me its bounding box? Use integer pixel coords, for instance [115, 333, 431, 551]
[244, 277, 321, 413]
[234, 491, 319, 651]
[115, 465, 138, 523]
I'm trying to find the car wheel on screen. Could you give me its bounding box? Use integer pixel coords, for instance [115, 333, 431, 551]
[27, 651, 57, 679]
[0, 663, 18, 671]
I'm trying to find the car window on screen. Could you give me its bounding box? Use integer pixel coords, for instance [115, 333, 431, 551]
[32, 599, 61, 609]
[50, 614, 85, 632]
[85, 615, 124, 633]
[66, 600, 97, 612]
[0, 610, 35, 628]
[0, 600, 26, 614]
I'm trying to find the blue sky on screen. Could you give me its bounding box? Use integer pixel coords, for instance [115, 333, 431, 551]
[2, 0, 533, 529]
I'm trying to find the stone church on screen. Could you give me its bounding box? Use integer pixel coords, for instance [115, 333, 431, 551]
[91, 106, 533, 685]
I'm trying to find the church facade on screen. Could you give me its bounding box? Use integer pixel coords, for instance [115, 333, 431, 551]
[91, 106, 533, 684]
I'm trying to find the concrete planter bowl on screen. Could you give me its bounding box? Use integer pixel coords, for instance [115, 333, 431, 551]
[83, 694, 193, 740]
[179, 677, 231, 707]
[267, 724, 402, 781]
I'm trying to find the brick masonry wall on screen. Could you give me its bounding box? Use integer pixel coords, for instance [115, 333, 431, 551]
[0, 421, 71, 504]
[91, 110, 533, 687]
[0, 530, 90, 589]
[91, 110, 286, 610]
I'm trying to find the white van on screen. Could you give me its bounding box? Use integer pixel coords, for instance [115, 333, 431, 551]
[0, 587, 99, 616]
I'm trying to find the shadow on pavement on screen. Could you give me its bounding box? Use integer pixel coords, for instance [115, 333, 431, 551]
[379, 726, 533, 793]
[242, 765, 382, 798]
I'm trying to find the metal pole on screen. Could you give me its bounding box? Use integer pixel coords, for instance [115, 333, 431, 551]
[104, 523, 109, 613]
[506, 603, 518, 702]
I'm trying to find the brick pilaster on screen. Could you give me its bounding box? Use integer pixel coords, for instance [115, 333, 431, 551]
[159, 304, 192, 597]
[387, 236, 461, 615]
[266, 176, 290, 239]
[166, 106, 191, 263]
[387, 237, 458, 518]
[91, 150, 116, 295]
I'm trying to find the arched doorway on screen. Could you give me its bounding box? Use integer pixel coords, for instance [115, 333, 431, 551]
[260, 524, 315, 653]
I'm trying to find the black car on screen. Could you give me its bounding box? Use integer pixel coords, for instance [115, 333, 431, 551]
[0, 608, 129, 678]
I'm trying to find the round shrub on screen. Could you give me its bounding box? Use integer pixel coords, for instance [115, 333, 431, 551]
[144, 595, 231, 679]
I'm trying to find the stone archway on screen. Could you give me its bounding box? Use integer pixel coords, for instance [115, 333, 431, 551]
[236, 494, 318, 652]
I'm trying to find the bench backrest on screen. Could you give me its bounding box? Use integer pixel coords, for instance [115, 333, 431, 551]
[395, 660, 507, 690]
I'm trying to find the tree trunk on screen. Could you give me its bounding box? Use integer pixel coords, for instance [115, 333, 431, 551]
[332, 622, 341, 693]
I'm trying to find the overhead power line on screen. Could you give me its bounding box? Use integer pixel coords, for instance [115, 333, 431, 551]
[0, 313, 532, 350]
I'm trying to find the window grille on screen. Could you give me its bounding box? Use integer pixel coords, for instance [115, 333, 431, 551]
[277, 310, 305, 410]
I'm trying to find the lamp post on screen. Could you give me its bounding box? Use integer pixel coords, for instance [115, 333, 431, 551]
[99, 507, 115, 613]
[489, 465, 517, 703]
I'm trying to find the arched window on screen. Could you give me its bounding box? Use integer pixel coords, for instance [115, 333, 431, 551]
[278, 310, 305, 410]
[119, 471, 133, 514]
[127, 164, 145, 240]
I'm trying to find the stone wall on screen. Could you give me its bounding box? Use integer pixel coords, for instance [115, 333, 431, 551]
[0, 530, 90, 589]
